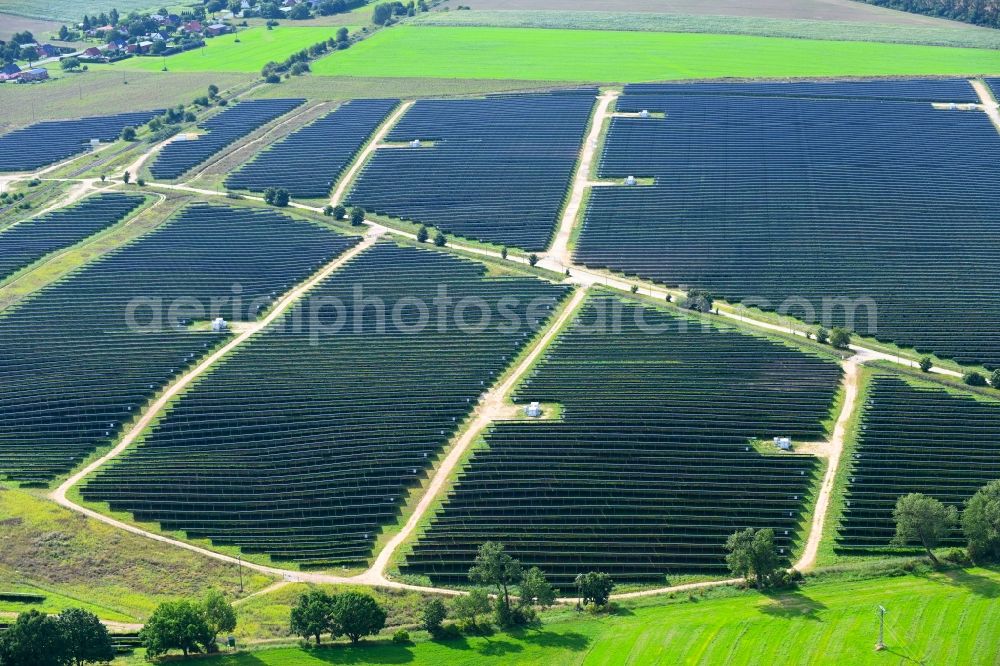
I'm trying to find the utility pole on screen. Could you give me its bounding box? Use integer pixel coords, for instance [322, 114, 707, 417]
[875, 605, 887, 651]
[237, 555, 244, 594]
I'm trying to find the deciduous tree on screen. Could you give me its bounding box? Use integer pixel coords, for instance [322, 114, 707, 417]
[964, 480, 1000, 562]
[330, 592, 386, 644]
[421, 598, 447, 636]
[289, 589, 334, 645]
[140, 600, 214, 657]
[829, 327, 851, 350]
[469, 541, 523, 614]
[725, 528, 780, 589]
[58, 608, 114, 666]
[202, 590, 236, 651]
[519, 567, 555, 610]
[0, 610, 70, 666]
[451, 589, 491, 630]
[892, 492, 957, 565]
[574, 571, 614, 607]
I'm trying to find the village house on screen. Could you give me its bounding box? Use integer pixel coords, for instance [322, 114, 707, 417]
[16, 68, 49, 82]
[0, 63, 21, 82]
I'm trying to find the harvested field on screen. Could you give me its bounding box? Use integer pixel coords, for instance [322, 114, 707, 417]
[248, 75, 575, 100]
[0, 71, 253, 132]
[0, 1, 160, 22]
[0, 12, 83, 44]
[433, 0, 972, 25]
[414, 10, 1000, 49]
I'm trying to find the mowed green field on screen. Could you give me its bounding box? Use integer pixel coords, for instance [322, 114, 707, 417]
[200, 568, 1000, 665]
[312, 25, 1000, 81]
[90, 26, 348, 74]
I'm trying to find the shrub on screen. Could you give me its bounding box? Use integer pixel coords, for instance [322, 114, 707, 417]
[528, 253, 538, 267]
[120, 125, 137, 141]
[829, 327, 851, 350]
[421, 598, 446, 635]
[333, 204, 346, 220]
[434, 230, 446, 247]
[942, 547, 972, 565]
[263, 187, 290, 207]
[964, 371, 988, 387]
[350, 206, 366, 226]
[919, 356, 933, 372]
[392, 629, 410, 644]
[680, 288, 713, 313]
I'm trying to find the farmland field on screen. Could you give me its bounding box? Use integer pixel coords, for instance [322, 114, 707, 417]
[433, 0, 971, 25]
[311, 26, 1000, 81]
[415, 10, 1000, 49]
[0, 0, 159, 22]
[90, 26, 349, 74]
[0, 71, 253, 131]
[199, 566, 1000, 666]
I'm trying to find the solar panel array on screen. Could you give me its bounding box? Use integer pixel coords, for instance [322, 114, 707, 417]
[226, 99, 400, 199]
[576, 84, 1000, 368]
[80, 243, 569, 567]
[621, 79, 979, 103]
[837, 375, 1000, 551]
[0, 111, 162, 172]
[0, 193, 144, 282]
[347, 89, 597, 250]
[0, 203, 355, 485]
[402, 296, 841, 588]
[985, 78, 1000, 100]
[149, 99, 305, 180]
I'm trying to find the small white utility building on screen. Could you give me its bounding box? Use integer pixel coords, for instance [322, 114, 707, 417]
[525, 401, 542, 417]
[624, 175, 637, 186]
[774, 436, 792, 451]
[639, 109, 650, 118]
[409, 139, 422, 148]
[212, 317, 228, 332]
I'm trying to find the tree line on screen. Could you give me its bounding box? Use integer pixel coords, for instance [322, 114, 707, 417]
[290, 542, 617, 646]
[860, 0, 1000, 29]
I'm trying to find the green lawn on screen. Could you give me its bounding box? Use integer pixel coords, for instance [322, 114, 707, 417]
[90, 26, 348, 74]
[195, 566, 1000, 665]
[311, 25, 1000, 81]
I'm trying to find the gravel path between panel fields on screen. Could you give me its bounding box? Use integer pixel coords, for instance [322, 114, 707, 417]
[547, 90, 617, 267]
